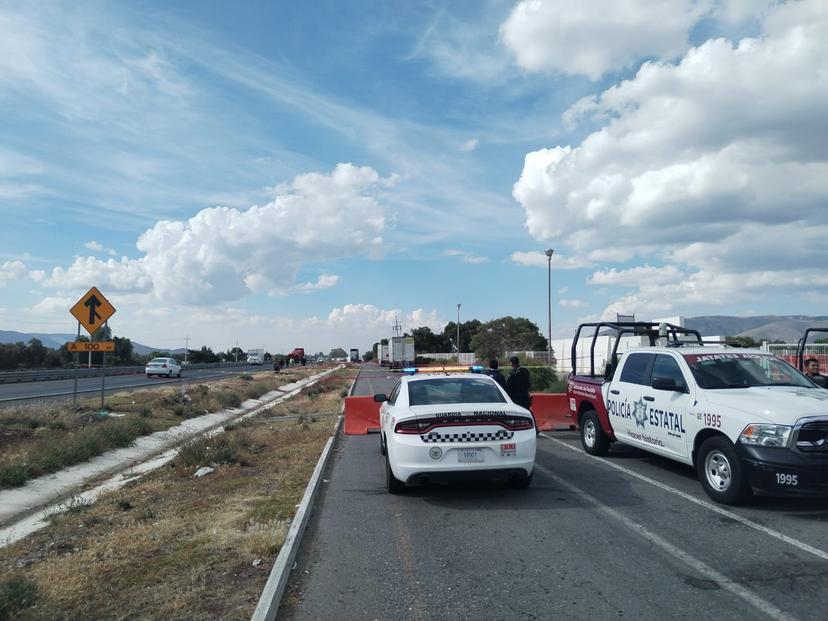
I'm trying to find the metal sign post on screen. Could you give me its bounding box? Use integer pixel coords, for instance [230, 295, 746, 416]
[100, 320, 108, 410]
[72, 322, 80, 407]
[68, 287, 117, 410]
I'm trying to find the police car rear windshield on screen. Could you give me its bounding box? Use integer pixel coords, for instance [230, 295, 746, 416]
[683, 353, 815, 389]
[408, 378, 506, 405]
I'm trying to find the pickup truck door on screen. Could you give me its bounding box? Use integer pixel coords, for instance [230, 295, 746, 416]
[642, 353, 692, 461]
[608, 352, 655, 445]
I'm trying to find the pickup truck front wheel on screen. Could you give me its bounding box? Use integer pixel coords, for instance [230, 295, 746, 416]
[581, 410, 610, 456]
[697, 436, 752, 505]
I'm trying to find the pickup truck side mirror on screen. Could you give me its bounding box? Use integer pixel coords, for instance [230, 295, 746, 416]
[373, 393, 388, 403]
[651, 376, 687, 392]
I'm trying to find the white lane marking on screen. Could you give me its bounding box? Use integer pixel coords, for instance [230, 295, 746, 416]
[533, 463, 798, 621]
[540, 433, 828, 562]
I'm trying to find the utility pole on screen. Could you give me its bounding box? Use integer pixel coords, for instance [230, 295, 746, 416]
[184, 335, 190, 363]
[456, 303, 461, 355]
[392, 317, 402, 337]
[545, 249, 554, 370]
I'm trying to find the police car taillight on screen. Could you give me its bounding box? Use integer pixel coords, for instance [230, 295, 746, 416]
[395, 420, 431, 434]
[502, 417, 534, 431]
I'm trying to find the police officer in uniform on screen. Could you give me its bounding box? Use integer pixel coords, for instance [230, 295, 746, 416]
[505, 356, 532, 409]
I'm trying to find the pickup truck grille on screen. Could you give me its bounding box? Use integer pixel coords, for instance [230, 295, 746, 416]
[795, 420, 828, 453]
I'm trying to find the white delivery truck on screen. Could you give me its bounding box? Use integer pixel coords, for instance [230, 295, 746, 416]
[380, 341, 390, 366]
[349, 348, 360, 363]
[390, 336, 415, 369]
[246, 349, 264, 365]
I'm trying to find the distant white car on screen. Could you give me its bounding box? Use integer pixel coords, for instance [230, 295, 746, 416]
[376, 370, 536, 493]
[145, 357, 182, 378]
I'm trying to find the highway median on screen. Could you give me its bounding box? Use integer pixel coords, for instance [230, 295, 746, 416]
[0, 369, 355, 620]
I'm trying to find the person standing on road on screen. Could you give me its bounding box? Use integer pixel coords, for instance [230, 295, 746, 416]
[505, 356, 532, 409]
[804, 358, 828, 388]
[487, 359, 506, 388]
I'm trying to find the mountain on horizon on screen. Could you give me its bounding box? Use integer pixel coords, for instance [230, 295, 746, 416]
[0, 330, 185, 356]
[685, 315, 828, 343]
[4, 315, 828, 353]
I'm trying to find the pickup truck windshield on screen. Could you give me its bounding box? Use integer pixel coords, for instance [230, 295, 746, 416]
[683, 353, 815, 389]
[408, 378, 506, 405]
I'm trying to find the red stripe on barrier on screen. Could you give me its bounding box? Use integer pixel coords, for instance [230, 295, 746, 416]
[530, 393, 574, 431]
[344, 396, 381, 435]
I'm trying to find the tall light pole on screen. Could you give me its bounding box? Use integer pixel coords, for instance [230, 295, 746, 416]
[456, 303, 461, 357]
[545, 249, 554, 370]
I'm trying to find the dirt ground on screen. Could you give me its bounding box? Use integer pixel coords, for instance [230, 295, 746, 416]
[0, 371, 355, 621]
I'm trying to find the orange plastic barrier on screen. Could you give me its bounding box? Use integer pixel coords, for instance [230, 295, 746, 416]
[530, 393, 574, 431]
[343, 396, 381, 435]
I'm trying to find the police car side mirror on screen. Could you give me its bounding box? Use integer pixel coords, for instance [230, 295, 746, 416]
[651, 376, 686, 393]
[373, 393, 388, 403]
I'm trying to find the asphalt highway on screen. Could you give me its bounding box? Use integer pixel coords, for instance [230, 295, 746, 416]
[0, 363, 274, 405]
[279, 364, 828, 621]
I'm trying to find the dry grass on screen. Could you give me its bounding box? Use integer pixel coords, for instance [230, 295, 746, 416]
[0, 367, 324, 489]
[0, 370, 355, 621]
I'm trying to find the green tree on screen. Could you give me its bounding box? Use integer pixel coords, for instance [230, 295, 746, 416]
[329, 347, 347, 358]
[91, 325, 112, 341]
[24, 339, 48, 367]
[470, 316, 547, 360]
[189, 346, 220, 363]
[725, 335, 761, 348]
[363, 350, 375, 361]
[112, 336, 134, 365]
[441, 320, 481, 353]
[410, 326, 452, 353]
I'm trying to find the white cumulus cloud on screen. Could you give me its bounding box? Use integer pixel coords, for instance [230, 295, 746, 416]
[510, 250, 590, 270]
[512, 0, 828, 318]
[296, 274, 340, 292]
[587, 265, 684, 287]
[0, 260, 26, 286]
[41, 163, 390, 304]
[84, 241, 118, 256]
[500, 0, 711, 79]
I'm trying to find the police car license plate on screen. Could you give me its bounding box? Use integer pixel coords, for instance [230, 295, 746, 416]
[458, 449, 483, 463]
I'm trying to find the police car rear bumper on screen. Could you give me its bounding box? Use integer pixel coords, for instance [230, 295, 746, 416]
[737, 445, 828, 497]
[389, 431, 536, 484]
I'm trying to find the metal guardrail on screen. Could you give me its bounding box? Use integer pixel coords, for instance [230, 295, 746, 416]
[0, 362, 250, 384]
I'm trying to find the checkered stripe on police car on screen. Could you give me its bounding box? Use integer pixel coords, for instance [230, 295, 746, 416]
[420, 430, 514, 443]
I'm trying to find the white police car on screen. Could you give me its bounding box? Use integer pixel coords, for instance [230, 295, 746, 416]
[374, 368, 536, 493]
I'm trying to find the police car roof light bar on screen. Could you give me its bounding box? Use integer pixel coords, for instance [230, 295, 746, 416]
[403, 365, 485, 375]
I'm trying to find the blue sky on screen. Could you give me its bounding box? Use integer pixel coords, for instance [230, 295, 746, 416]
[1, 0, 826, 354]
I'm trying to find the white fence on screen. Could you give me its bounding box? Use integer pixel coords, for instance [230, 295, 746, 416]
[420, 352, 477, 364]
[763, 342, 828, 369]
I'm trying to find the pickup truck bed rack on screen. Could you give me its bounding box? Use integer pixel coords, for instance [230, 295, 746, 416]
[571, 321, 703, 379]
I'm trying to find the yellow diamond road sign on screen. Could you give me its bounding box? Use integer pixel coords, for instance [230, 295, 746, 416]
[70, 287, 116, 335]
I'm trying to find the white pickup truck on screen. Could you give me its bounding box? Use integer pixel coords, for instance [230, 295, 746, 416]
[567, 321, 828, 504]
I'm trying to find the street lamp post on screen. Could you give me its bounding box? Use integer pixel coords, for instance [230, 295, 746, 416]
[545, 249, 554, 371]
[456, 303, 461, 359]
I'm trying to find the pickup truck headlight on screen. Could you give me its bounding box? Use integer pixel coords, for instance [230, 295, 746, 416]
[739, 424, 792, 447]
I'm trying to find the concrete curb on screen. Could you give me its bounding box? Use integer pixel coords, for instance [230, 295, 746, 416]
[251, 413, 343, 621]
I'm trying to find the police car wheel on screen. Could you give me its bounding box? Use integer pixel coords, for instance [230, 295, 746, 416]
[385, 451, 404, 494]
[697, 436, 752, 505]
[380, 433, 386, 456]
[580, 410, 610, 456]
[509, 472, 533, 489]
